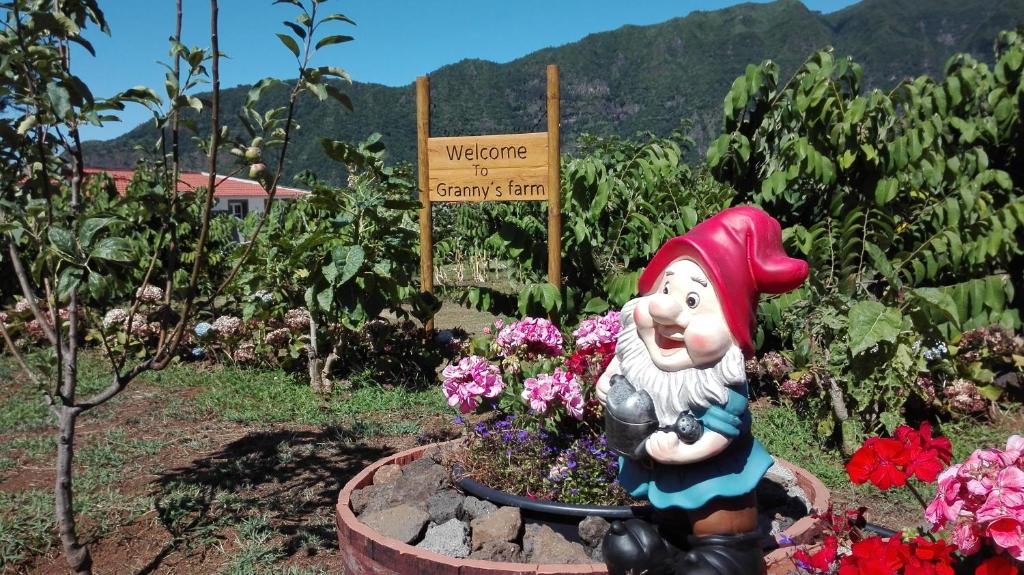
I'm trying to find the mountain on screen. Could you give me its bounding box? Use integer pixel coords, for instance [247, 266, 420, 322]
[84, 0, 1024, 183]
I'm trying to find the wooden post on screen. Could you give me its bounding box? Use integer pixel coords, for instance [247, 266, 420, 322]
[417, 76, 434, 331]
[546, 65, 562, 318]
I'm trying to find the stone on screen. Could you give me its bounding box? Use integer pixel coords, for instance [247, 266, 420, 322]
[461, 495, 498, 520]
[391, 460, 450, 507]
[523, 523, 592, 565]
[426, 489, 465, 524]
[469, 541, 524, 563]
[578, 515, 611, 547]
[350, 483, 396, 515]
[373, 464, 402, 485]
[359, 504, 429, 544]
[416, 518, 471, 558]
[470, 506, 522, 551]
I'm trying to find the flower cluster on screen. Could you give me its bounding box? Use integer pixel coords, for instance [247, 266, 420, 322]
[211, 315, 243, 338]
[135, 284, 164, 303]
[571, 311, 620, 352]
[265, 327, 291, 345]
[846, 422, 953, 490]
[283, 308, 310, 331]
[942, 378, 988, 414]
[193, 321, 213, 338]
[780, 373, 816, 400]
[101, 308, 159, 339]
[441, 355, 504, 413]
[925, 435, 1024, 560]
[496, 317, 563, 357]
[522, 368, 585, 419]
[251, 290, 274, 303]
[232, 343, 257, 365]
[836, 535, 957, 575]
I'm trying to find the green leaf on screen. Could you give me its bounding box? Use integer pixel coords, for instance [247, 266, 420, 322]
[582, 297, 609, 314]
[910, 287, 960, 327]
[848, 300, 902, 356]
[879, 411, 901, 434]
[47, 82, 72, 120]
[322, 261, 338, 283]
[276, 33, 300, 57]
[315, 35, 353, 50]
[337, 245, 364, 285]
[977, 384, 1004, 402]
[322, 13, 356, 25]
[48, 227, 77, 258]
[79, 217, 120, 248]
[317, 287, 333, 310]
[282, 20, 306, 39]
[247, 78, 281, 106]
[90, 237, 133, 262]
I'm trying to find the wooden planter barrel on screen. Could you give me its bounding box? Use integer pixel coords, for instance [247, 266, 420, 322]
[335, 442, 830, 575]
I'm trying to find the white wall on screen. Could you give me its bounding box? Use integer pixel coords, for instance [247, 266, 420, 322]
[213, 197, 266, 217]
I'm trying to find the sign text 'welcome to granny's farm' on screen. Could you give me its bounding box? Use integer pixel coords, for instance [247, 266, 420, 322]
[427, 132, 548, 202]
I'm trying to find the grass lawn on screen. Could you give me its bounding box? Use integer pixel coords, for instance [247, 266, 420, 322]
[0, 348, 455, 574]
[1, 306, 1021, 573]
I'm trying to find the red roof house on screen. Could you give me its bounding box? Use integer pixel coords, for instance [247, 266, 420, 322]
[85, 168, 309, 217]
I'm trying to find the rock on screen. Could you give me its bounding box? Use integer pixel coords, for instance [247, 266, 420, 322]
[427, 489, 465, 524]
[373, 464, 403, 485]
[470, 506, 522, 551]
[764, 461, 809, 507]
[360, 504, 429, 544]
[469, 541, 523, 563]
[589, 544, 604, 563]
[462, 496, 498, 520]
[523, 523, 592, 564]
[350, 483, 396, 515]
[417, 518, 470, 558]
[391, 460, 450, 506]
[578, 515, 611, 547]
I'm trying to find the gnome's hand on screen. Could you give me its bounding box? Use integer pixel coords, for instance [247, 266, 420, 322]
[595, 356, 621, 407]
[645, 430, 731, 465]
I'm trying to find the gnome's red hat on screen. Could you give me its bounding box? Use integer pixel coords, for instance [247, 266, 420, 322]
[637, 206, 808, 358]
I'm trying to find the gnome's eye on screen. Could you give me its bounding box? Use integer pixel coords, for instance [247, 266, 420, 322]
[685, 293, 700, 309]
[662, 282, 670, 295]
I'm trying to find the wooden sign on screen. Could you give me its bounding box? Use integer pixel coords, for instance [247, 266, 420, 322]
[417, 65, 561, 329]
[427, 132, 548, 202]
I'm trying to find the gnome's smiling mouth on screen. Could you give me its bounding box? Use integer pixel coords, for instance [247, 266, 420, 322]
[654, 326, 686, 355]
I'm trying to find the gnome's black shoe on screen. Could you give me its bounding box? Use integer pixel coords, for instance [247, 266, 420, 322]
[674, 532, 766, 575]
[602, 519, 676, 575]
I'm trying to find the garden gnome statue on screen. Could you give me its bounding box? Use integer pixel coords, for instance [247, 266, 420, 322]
[596, 206, 808, 575]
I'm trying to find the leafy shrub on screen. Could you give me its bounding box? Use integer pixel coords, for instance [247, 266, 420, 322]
[707, 29, 1024, 446]
[443, 126, 735, 324]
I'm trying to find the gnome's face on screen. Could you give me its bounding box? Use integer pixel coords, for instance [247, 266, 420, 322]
[633, 258, 735, 372]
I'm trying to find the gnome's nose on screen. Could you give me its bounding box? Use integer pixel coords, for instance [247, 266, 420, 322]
[648, 293, 685, 324]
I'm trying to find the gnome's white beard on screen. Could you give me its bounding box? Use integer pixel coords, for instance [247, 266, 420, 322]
[616, 298, 747, 427]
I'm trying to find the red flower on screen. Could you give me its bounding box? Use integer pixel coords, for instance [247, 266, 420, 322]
[847, 437, 911, 490]
[900, 537, 956, 575]
[896, 422, 954, 483]
[975, 555, 1021, 575]
[839, 536, 908, 575]
[794, 535, 839, 573]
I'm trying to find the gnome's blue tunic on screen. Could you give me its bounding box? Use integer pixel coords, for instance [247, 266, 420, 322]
[616, 385, 771, 510]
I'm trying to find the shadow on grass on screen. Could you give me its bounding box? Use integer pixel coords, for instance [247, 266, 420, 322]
[140, 427, 392, 574]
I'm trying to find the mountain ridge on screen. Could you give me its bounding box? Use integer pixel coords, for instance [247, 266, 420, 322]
[84, 0, 1024, 183]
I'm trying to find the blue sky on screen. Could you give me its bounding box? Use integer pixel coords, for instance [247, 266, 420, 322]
[74, 0, 858, 141]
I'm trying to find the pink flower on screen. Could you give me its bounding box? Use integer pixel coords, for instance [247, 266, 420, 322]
[442, 356, 504, 414]
[987, 517, 1024, 561]
[496, 317, 563, 357]
[521, 368, 584, 420]
[950, 521, 982, 555]
[572, 311, 620, 352]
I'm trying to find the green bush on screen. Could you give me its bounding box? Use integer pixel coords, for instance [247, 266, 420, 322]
[708, 29, 1024, 447]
